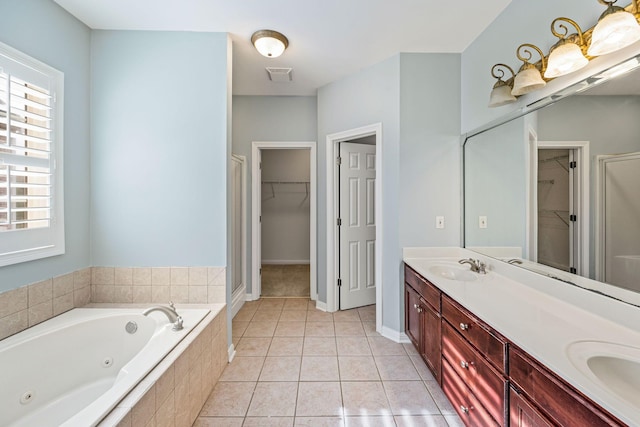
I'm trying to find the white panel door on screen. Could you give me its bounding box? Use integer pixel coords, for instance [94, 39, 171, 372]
[339, 142, 376, 310]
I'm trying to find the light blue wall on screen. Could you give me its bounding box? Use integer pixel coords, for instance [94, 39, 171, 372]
[90, 31, 230, 267]
[0, 0, 91, 293]
[232, 96, 317, 293]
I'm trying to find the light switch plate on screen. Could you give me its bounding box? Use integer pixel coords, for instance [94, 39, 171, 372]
[436, 216, 445, 229]
[479, 216, 488, 229]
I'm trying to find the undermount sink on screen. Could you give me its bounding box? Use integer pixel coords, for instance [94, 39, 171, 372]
[567, 341, 640, 409]
[428, 265, 477, 282]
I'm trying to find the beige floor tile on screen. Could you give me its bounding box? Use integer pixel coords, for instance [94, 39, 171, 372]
[199, 382, 256, 416]
[235, 337, 272, 357]
[336, 337, 372, 356]
[403, 343, 419, 356]
[258, 298, 286, 310]
[334, 322, 365, 336]
[341, 382, 391, 416]
[383, 381, 439, 415]
[294, 417, 345, 427]
[244, 321, 278, 337]
[192, 417, 244, 427]
[344, 416, 395, 427]
[443, 414, 465, 426]
[260, 356, 301, 382]
[252, 309, 283, 322]
[247, 382, 298, 417]
[283, 298, 310, 311]
[296, 382, 343, 416]
[307, 300, 318, 310]
[362, 321, 378, 336]
[410, 355, 436, 381]
[234, 306, 257, 322]
[219, 357, 265, 382]
[306, 310, 334, 322]
[424, 381, 457, 415]
[357, 305, 376, 322]
[367, 336, 407, 356]
[333, 310, 360, 322]
[305, 321, 335, 336]
[300, 356, 340, 381]
[303, 337, 337, 356]
[243, 417, 294, 426]
[231, 320, 249, 338]
[375, 356, 420, 380]
[338, 356, 380, 381]
[394, 415, 450, 427]
[279, 310, 308, 321]
[275, 321, 306, 337]
[269, 337, 304, 356]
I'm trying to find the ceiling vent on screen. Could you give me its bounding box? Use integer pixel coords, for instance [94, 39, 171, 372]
[266, 67, 293, 82]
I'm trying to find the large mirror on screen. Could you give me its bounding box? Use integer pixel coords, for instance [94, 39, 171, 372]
[464, 54, 640, 305]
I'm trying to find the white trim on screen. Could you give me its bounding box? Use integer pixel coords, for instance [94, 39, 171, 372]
[315, 300, 328, 312]
[251, 141, 317, 301]
[529, 141, 590, 275]
[227, 344, 236, 362]
[261, 260, 311, 265]
[325, 123, 383, 334]
[231, 285, 245, 318]
[245, 293, 255, 302]
[380, 327, 411, 344]
[231, 154, 247, 314]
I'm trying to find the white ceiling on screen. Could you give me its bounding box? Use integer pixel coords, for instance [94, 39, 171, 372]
[53, 0, 512, 96]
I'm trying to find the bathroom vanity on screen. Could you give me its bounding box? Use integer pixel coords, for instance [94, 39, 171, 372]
[404, 248, 640, 427]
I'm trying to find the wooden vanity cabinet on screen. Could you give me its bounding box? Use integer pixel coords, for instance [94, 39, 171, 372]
[509, 387, 553, 427]
[404, 265, 442, 384]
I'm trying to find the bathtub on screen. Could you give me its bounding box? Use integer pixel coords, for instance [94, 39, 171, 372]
[0, 306, 210, 427]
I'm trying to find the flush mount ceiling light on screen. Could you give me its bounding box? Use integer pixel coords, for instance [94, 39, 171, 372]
[545, 17, 589, 78]
[588, 0, 640, 57]
[512, 44, 547, 96]
[251, 30, 289, 58]
[488, 64, 517, 108]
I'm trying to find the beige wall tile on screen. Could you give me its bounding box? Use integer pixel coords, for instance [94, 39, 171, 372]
[173, 376, 191, 427]
[207, 286, 225, 304]
[53, 273, 74, 297]
[189, 286, 208, 303]
[74, 268, 92, 290]
[53, 293, 74, 316]
[189, 267, 208, 285]
[133, 286, 152, 303]
[170, 268, 188, 286]
[133, 268, 152, 285]
[74, 286, 91, 307]
[93, 285, 115, 303]
[152, 286, 170, 304]
[29, 279, 52, 306]
[208, 267, 225, 285]
[115, 268, 133, 285]
[92, 267, 115, 285]
[114, 286, 133, 303]
[156, 365, 175, 408]
[152, 268, 170, 286]
[28, 300, 53, 326]
[0, 286, 27, 318]
[170, 286, 189, 304]
[0, 309, 28, 340]
[155, 390, 175, 427]
[132, 385, 156, 427]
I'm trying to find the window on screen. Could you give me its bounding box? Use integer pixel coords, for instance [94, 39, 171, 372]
[0, 42, 64, 266]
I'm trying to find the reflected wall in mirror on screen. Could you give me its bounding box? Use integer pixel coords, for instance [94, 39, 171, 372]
[464, 55, 640, 300]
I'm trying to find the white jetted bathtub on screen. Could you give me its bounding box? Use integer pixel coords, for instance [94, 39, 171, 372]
[0, 306, 210, 427]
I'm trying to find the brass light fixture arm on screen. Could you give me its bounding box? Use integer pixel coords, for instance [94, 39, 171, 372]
[491, 63, 515, 80]
[551, 17, 586, 46]
[516, 43, 547, 72]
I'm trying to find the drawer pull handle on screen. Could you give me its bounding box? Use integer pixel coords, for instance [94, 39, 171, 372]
[459, 323, 469, 331]
[460, 360, 469, 369]
[460, 405, 469, 414]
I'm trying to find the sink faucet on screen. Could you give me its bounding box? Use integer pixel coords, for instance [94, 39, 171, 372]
[507, 258, 523, 265]
[458, 258, 487, 274]
[143, 302, 184, 330]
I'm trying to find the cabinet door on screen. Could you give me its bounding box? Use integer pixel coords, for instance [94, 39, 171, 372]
[405, 284, 421, 350]
[510, 387, 553, 427]
[421, 304, 442, 385]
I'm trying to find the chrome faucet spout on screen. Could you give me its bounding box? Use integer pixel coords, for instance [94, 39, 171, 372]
[458, 258, 487, 274]
[143, 304, 184, 330]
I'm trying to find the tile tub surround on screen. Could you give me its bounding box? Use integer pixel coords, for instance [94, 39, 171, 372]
[97, 304, 228, 427]
[91, 267, 226, 305]
[0, 268, 91, 340]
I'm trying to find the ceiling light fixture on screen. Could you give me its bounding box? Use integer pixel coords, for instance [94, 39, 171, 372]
[512, 44, 547, 96]
[488, 64, 517, 108]
[545, 18, 589, 78]
[251, 30, 289, 58]
[588, 0, 640, 57]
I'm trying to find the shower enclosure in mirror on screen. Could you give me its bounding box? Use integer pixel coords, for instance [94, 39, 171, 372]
[463, 53, 640, 304]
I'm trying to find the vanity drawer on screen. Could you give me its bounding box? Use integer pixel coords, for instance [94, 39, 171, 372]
[442, 358, 501, 427]
[442, 295, 507, 372]
[404, 264, 441, 312]
[442, 321, 507, 425]
[509, 346, 624, 427]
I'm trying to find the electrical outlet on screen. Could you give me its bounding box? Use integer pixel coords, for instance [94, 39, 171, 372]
[479, 216, 488, 229]
[436, 216, 445, 229]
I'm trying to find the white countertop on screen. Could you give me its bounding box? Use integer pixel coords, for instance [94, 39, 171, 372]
[403, 247, 640, 426]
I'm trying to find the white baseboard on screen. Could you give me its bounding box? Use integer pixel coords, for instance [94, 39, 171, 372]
[228, 344, 236, 362]
[261, 260, 311, 265]
[315, 300, 328, 312]
[231, 287, 245, 318]
[380, 326, 411, 344]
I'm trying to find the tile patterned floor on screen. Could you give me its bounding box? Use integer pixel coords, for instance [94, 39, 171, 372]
[193, 298, 463, 427]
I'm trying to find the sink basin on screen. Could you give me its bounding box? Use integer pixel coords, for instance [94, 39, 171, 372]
[567, 341, 640, 409]
[428, 265, 477, 282]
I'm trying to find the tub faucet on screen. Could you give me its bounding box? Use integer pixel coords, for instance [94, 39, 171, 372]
[143, 303, 184, 331]
[458, 258, 487, 274]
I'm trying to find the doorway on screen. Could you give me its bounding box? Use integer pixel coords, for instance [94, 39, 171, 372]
[251, 142, 317, 301]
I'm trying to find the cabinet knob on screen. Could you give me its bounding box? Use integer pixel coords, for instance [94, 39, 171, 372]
[460, 405, 469, 414]
[460, 360, 469, 369]
[459, 322, 469, 331]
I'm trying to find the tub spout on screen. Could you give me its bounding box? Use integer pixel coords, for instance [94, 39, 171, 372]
[143, 303, 184, 331]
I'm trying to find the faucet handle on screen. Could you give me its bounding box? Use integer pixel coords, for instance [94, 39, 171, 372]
[478, 261, 487, 274]
[172, 316, 184, 331]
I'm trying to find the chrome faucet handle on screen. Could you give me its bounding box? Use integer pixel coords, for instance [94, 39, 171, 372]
[172, 315, 184, 331]
[477, 261, 487, 274]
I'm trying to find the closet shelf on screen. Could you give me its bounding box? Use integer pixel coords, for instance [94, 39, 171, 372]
[261, 181, 310, 203]
[539, 209, 570, 227]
